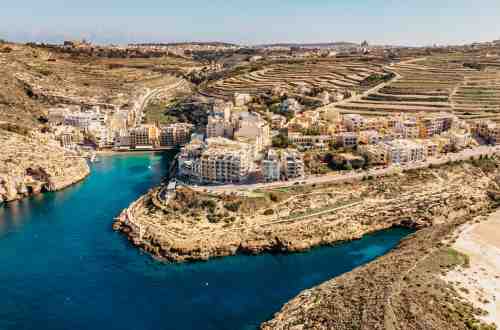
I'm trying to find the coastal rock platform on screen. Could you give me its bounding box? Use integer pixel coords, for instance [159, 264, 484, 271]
[0, 129, 90, 203]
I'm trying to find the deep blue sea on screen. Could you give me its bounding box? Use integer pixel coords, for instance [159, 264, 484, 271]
[0, 152, 412, 330]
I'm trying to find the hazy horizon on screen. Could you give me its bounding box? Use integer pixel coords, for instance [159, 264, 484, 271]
[1, 0, 500, 46]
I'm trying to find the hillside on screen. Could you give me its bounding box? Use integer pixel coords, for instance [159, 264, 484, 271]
[0, 42, 197, 127]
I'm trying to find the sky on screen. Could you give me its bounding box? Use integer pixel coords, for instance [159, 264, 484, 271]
[1, 0, 499, 46]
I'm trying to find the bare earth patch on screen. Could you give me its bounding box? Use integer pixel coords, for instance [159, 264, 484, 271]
[445, 211, 500, 328]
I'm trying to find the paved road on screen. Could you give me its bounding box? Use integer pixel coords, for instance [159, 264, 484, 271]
[133, 79, 188, 126]
[189, 145, 500, 194]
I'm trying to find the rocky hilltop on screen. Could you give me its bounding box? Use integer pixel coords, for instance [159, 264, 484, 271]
[0, 128, 90, 203]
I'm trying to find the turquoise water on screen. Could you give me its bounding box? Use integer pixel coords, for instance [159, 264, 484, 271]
[0, 153, 413, 330]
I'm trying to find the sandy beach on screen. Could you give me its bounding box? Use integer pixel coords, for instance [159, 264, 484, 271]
[445, 211, 500, 328]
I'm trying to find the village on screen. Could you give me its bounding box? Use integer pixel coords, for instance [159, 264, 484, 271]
[172, 89, 500, 186]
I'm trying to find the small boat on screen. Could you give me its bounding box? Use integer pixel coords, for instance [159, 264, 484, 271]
[89, 154, 99, 163]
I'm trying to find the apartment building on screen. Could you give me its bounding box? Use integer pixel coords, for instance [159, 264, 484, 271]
[288, 133, 333, 149]
[282, 150, 305, 179]
[233, 112, 270, 154]
[64, 112, 93, 130]
[396, 119, 419, 139]
[199, 151, 250, 184]
[234, 93, 252, 107]
[336, 132, 358, 148]
[383, 139, 425, 164]
[415, 139, 439, 158]
[343, 114, 365, 131]
[114, 129, 131, 149]
[206, 115, 233, 138]
[159, 123, 193, 147]
[358, 145, 388, 165]
[178, 137, 253, 184]
[210, 99, 233, 121]
[130, 125, 158, 148]
[358, 130, 381, 145]
[261, 150, 281, 182]
[363, 117, 387, 131]
[87, 122, 111, 148]
[418, 113, 455, 138]
[474, 120, 500, 144]
[271, 114, 287, 129]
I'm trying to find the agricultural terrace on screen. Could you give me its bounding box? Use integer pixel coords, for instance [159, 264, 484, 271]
[200, 57, 386, 100]
[335, 58, 468, 116]
[334, 51, 500, 121]
[451, 64, 500, 122]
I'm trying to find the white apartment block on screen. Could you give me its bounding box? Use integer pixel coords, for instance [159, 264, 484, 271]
[234, 93, 252, 107]
[383, 139, 425, 165]
[206, 115, 233, 138]
[178, 137, 254, 184]
[358, 130, 381, 145]
[271, 114, 287, 129]
[199, 150, 251, 184]
[114, 129, 131, 149]
[398, 120, 419, 139]
[261, 150, 281, 182]
[288, 133, 333, 149]
[64, 112, 93, 130]
[211, 99, 233, 121]
[282, 150, 305, 179]
[336, 132, 358, 148]
[358, 145, 388, 165]
[343, 114, 365, 131]
[233, 112, 270, 154]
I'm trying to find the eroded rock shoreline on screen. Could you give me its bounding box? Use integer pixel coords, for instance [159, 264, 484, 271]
[114, 158, 496, 263]
[0, 129, 90, 204]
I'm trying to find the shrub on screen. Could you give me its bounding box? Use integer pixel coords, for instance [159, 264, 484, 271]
[201, 199, 217, 211]
[263, 209, 274, 215]
[224, 201, 241, 212]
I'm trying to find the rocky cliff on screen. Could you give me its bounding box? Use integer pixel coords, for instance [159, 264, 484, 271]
[114, 157, 497, 263]
[0, 129, 90, 203]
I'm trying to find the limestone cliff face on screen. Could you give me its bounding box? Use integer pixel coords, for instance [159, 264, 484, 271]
[0, 129, 90, 203]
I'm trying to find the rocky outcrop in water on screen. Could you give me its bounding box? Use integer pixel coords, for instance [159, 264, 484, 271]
[0, 129, 90, 203]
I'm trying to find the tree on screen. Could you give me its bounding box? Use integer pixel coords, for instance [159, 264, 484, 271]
[272, 134, 289, 148]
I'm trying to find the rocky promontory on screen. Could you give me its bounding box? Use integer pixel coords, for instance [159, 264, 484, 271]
[114, 157, 498, 264]
[0, 129, 90, 203]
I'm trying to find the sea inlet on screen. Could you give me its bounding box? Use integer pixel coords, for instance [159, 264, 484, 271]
[0, 152, 413, 330]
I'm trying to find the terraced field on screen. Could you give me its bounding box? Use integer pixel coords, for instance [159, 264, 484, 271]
[452, 68, 500, 122]
[200, 58, 386, 99]
[334, 59, 468, 115]
[329, 51, 500, 119]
